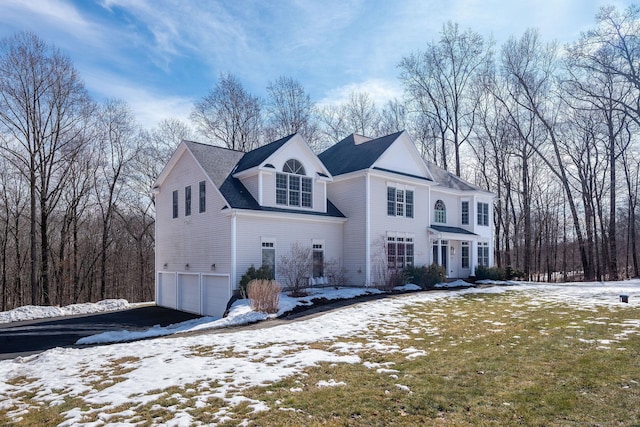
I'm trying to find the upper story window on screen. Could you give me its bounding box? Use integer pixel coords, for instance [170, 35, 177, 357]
[387, 187, 414, 218]
[276, 159, 312, 208]
[477, 202, 489, 226]
[199, 181, 206, 213]
[185, 185, 191, 216]
[461, 201, 469, 225]
[434, 199, 446, 223]
[172, 190, 178, 219]
[283, 159, 305, 175]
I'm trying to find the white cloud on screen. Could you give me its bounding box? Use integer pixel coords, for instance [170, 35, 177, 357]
[83, 69, 193, 128]
[317, 78, 403, 108]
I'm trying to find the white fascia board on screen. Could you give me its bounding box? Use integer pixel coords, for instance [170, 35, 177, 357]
[225, 208, 347, 224]
[367, 168, 434, 187]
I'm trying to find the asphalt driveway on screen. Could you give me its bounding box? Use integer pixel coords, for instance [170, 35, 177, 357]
[0, 306, 202, 360]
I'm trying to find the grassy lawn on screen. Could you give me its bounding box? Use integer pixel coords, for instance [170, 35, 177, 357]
[2, 290, 640, 426]
[242, 292, 640, 426]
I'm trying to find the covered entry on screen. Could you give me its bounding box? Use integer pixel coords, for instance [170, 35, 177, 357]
[428, 225, 478, 278]
[156, 272, 231, 318]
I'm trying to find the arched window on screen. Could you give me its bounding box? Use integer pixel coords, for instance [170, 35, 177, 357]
[434, 199, 446, 223]
[276, 159, 312, 208]
[283, 159, 305, 175]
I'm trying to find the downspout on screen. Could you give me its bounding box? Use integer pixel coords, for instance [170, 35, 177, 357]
[231, 212, 237, 290]
[365, 171, 371, 285]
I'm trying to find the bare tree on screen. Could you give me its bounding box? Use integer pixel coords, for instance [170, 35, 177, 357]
[94, 99, 141, 300]
[345, 91, 380, 136]
[0, 31, 92, 304]
[265, 76, 320, 148]
[278, 242, 313, 296]
[379, 99, 408, 135]
[399, 22, 493, 176]
[191, 73, 262, 152]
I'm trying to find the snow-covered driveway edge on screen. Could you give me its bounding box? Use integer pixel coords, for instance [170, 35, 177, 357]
[0, 300, 152, 324]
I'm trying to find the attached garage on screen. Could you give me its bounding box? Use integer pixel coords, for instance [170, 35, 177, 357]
[156, 272, 232, 318]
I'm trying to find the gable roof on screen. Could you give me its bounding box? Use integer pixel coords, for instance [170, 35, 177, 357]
[233, 134, 295, 174]
[319, 131, 404, 176]
[424, 161, 491, 193]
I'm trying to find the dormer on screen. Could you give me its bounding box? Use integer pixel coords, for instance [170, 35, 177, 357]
[232, 134, 333, 213]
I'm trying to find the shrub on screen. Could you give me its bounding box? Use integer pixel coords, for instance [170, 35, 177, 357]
[279, 242, 312, 297]
[404, 264, 446, 289]
[422, 263, 446, 288]
[383, 269, 406, 290]
[247, 279, 281, 314]
[324, 259, 348, 288]
[239, 264, 273, 298]
[475, 265, 506, 281]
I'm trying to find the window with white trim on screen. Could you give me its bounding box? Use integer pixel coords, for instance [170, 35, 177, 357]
[387, 235, 414, 269]
[461, 201, 469, 225]
[477, 202, 489, 226]
[461, 241, 470, 269]
[312, 243, 324, 278]
[434, 200, 446, 223]
[478, 242, 489, 266]
[199, 181, 206, 213]
[387, 187, 414, 218]
[172, 190, 178, 219]
[261, 241, 275, 278]
[185, 185, 191, 216]
[276, 159, 312, 208]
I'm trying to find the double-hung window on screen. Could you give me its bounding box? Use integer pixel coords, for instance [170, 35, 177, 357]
[387, 187, 413, 218]
[478, 242, 489, 266]
[477, 202, 489, 226]
[461, 201, 469, 225]
[276, 159, 312, 208]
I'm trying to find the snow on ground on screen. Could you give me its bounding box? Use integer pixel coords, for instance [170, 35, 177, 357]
[78, 286, 390, 345]
[1, 280, 639, 426]
[0, 299, 142, 324]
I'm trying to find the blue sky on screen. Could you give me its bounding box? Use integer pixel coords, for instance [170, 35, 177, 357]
[0, 0, 630, 128]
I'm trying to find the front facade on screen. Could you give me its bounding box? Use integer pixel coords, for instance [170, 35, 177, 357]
[154, 131, 495, 316]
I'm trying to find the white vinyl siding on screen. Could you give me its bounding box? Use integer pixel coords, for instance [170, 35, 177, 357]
[155, 152, 232, 277]
[235, 215, 343, 288]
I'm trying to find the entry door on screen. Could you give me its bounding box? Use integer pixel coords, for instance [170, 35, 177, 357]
[440, 245, 448, 271]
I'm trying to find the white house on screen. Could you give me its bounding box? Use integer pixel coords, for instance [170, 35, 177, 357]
[153, 131, 495, 316]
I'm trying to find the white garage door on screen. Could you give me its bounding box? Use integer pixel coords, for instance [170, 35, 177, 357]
[178, 273, 201, 314]
[157, 272, 177, 309]
[202, 274, 231, 318]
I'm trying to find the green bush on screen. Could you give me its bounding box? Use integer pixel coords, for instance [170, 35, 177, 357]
[404, 264, 446, 289]
[239, 264, 273, 298]
[475, 265, 506, 281]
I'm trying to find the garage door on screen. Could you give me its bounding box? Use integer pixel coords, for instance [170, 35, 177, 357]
[178, 273, 200, 314]
[157, 272, 177, 309]
[202, 274, 231, 318]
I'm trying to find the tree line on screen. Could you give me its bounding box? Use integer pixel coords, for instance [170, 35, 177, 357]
[1, 5, 638, 310]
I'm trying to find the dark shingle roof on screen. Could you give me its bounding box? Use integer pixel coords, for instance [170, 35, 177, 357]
[184, 139, 345, 218]
[429, 225, 477, 236]
[318, 131, 404, 176]
[184, 140, 244, 187]
[424, 161, 488, 192]
[233, 134, 295, 174]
